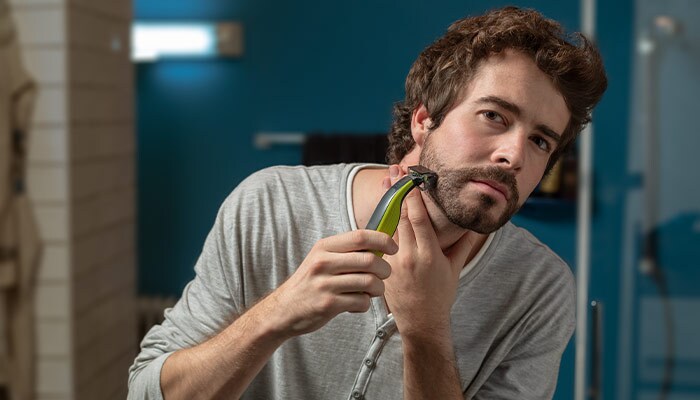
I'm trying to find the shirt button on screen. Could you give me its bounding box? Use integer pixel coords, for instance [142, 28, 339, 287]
[376, 329, 386, 339]
[352, 390, 363, 399]
[364, 358, 374, 368]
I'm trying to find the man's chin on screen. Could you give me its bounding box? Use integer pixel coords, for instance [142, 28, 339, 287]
[425, 187, 516, 233]
[448, 202, 516, 233]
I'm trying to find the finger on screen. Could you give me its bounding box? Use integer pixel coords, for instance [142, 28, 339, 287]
[315, 292, 373, 317]
[389, 164, 407, 189]
[319, 230, 398, 255]
[395, 187, 416, 248]
[366, 256, 392, 280]
[337, 293, 372, 313]
[404, 190, 439, 249]
[331, 273, 385, 297]
[382, 176, 391, 190]
[445, 233, 475, 276]
[389, 164, 402, 184]
[380, 165, 405, 199]
[315, 250, 392, 279]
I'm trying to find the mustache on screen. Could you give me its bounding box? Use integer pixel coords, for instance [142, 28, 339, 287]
[433, 166, 519, 200]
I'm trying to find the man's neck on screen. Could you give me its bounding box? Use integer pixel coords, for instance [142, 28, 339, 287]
[352, 166, 489, 258]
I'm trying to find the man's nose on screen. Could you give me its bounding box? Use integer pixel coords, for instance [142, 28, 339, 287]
[490, 133, 526, 172]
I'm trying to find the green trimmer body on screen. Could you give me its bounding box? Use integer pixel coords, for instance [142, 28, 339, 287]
[364, 165, 437, 256]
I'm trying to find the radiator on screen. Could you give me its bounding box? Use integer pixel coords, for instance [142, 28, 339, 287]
[137, 295, 177, 340]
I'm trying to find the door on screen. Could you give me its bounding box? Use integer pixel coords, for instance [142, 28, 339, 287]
[614, 1, 700, 399]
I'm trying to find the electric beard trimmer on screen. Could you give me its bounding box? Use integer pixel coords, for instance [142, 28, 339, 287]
[365, 165, 438, 256]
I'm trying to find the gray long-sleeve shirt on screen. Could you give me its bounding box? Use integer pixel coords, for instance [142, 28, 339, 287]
[128, 164, 575, 399]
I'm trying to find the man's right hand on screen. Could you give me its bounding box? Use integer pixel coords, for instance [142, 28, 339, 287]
[159, 230, 396, 400]
[265, 230, 397, 337]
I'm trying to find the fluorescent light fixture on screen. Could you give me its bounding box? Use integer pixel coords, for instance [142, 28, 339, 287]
[132, 22, 243, 62]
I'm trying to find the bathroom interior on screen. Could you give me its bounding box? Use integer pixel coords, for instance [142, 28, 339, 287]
[0, 0, 699, 399]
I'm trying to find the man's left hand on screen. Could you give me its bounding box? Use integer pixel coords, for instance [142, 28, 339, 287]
[382, 165, 473, 340]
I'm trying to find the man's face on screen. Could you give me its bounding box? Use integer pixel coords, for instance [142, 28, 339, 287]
[413, 50, 570, 234]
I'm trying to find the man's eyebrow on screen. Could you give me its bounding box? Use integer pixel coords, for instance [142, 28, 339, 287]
[477, 96, 522, 116]
[535, 124, 562, 145]
[476, 95, 562, 144]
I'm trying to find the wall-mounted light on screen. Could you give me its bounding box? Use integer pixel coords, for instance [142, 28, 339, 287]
[132, 21, 243, 62]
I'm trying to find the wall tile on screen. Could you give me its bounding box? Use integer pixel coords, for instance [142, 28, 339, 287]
[70, 0, 131, 21]
[74, 276, 135, 350]
[35, 282, 70, 319]
[73, 221, 135, 276]
[23, 47, 66, 84]
[71, 87, 133, 123]
[36, 358, 72, 396]
[27, 164, 69, 202]
[36, 319, 71, 357]
[29, 127, 68, 163]
[68, 4, 130, 52]
[75, 312, 130, 385]
[12, 7, 65, 46]
[73, 302, 97, 350]
[71, 124, 134, 161]
[72, 187, 134, 236]
[72, 269, 96, 314]
[37, 243, 70, 282]
[9, 0, 63, 5]
[33, 86, 68, 125]
[73, 254, 134, 315]
[70, 47, 131, 87]
[34, 203, 69, 242]
[72, 229, 102, 276]
[72, 157, 135, 200]
[36, 395, 72, 400]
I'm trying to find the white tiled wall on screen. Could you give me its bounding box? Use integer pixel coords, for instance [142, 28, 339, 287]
[29, 127, 68, 163]
[11, 7, 66, 46]
[10, 0, 136, 398]
[37, 244, 69, 282]
[22, 48, 66, 84]
[35, 283, 70, 319]
[36, 320, 70, 356]
[33, 204, 69, 242]
[32, 88, 68, 125]
[27, 164, 69, 202]
[36, 358, 73, 395]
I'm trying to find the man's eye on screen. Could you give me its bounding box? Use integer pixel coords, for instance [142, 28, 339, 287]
[482, 111, 504, 124]
[532, 136, 551, 152]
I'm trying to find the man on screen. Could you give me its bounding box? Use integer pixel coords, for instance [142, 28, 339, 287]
[129, 6, 607, 399]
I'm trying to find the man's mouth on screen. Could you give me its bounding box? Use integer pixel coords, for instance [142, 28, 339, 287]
[472, 179, 510, 201]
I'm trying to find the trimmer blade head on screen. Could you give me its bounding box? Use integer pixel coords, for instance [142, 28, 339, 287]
[408, 165, 438, 191]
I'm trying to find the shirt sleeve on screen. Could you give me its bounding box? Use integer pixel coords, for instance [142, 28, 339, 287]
[127, 188, 247, 400]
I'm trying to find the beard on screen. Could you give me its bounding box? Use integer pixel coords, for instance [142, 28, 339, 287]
[419, 139, 521, 234]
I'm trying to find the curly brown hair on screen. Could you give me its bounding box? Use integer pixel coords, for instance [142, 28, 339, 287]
[387, 6, 608, 173]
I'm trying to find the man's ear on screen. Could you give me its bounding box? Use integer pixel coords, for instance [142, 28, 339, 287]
[411, 104, 432, 147]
